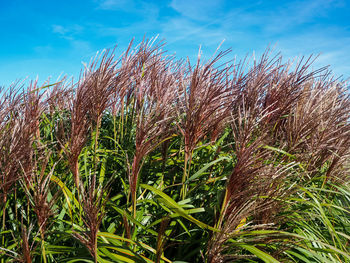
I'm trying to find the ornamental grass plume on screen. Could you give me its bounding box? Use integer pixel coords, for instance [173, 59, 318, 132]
[44, 79, 73, 152]
[1, 81, 44, 226]
[109, 41, 137, 116]
[20, 82, 46, 182]
[68, 48, 120, 261]
[68, 48, 118, 189]
[21, 150, 58, 240]
[3, 82, 56, 262]
[207, 98, 288, 262]
[72, 179, 109, 261]
[44, 77, 73, 114]
[68, 41, 167, 258]
[127, 39, 180, 214]
[283, 75, 350, 181]
[0, 85, 22, 206]
[175, 48, 234, 199]
[207, 52, 348, 262]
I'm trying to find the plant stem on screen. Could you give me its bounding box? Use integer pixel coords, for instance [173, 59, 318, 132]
[216, 189, 229, 229]
[180, 152, 188, 200]
[119, 100, 125, 143]
[113, 114, 117, 150]
[92, 116, 101, 191]
[94, 235, 98, 263]
[181, 151, 192, 200]
[1, 200, 5, 263]
[40, 230, 47, 263]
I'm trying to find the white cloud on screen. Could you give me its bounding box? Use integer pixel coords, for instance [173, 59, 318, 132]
[276, 31, 350, 78]
[52, 25, 68, 35]
[97, 0, 130, 10]
[88, 0, 350, 77]
[52, 24, 84, 40]
[166, 0, 349, 75]
[51, 24, 93, 58]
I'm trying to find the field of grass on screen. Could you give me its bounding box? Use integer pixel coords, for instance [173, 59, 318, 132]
[0, 39, 349, 262]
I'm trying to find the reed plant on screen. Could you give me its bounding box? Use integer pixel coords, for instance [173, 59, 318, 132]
[0, 38, 349, 262]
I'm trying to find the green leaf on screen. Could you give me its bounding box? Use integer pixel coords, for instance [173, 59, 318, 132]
[98, 232, 172, 263]
[99, 157, 107, 185]
[186, 156, 230, 183]
[51, 175, 81, 218]
[232, 243, 280, 263]
[140, 184, 219, 232]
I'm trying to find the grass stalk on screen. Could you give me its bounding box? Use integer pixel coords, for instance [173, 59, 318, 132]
[180, 150, 193, 200]
[40, 230, 47, 263]
[1, 201, 5, 263]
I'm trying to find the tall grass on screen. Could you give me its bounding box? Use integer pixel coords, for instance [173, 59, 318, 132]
[0, 38, 349, 262]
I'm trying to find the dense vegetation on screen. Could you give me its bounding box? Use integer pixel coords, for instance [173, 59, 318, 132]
[0, 39, 349, 263]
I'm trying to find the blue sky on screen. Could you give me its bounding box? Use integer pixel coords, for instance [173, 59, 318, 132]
[0, 0, 349, 87]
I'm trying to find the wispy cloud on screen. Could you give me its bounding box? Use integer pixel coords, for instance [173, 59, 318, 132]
[52, 24, 84, 40]
[162, 0, 350, 77]
[50, 23, 93, 61]
[52, 25, 69, 35]
[1, 0, 349, 87]
[56, 0, 350, 79]
[97, 0, 132, 10]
